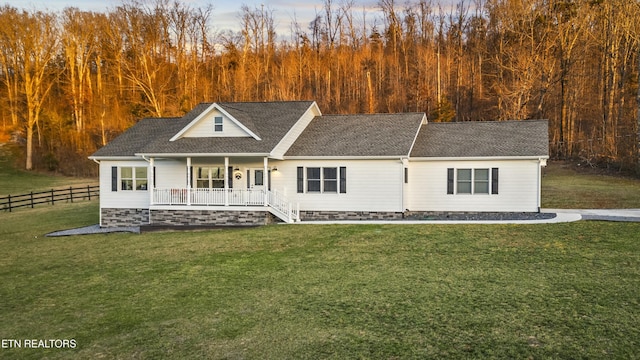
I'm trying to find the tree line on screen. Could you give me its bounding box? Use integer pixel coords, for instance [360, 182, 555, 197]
[0, 0, 638, 175]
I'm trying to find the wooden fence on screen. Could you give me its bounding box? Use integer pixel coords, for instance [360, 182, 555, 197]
[1, 185, 99, 212]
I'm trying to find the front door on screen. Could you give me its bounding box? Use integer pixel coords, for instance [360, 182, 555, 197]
[248, 168, 265, 191]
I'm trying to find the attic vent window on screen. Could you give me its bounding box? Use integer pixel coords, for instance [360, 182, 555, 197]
[214, 116, 223, 132]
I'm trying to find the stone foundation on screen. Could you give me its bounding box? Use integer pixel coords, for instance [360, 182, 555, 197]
[150, 209, 275, 226]
[299, 211, 403, 221]
[101, 208, 149, 227]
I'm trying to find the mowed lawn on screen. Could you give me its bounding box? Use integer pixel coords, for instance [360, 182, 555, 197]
[1, 202, 639, 359]
[542, 161, 640, 208]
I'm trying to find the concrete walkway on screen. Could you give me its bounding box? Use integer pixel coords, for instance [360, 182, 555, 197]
[46, 224, 140, 237]
[543, 209, 640, 222]
[45, 209, 640, 236]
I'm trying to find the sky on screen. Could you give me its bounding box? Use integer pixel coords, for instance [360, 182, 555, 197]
[1, 0, 386, 35]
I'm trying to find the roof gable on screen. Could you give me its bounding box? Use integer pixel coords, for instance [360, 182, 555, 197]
[170, 103, 260, 141]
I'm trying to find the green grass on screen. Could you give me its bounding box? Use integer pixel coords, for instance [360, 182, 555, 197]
[0, 147, 96, 196]
[542, 161, 640, 208]
[1, 202, 639, 359]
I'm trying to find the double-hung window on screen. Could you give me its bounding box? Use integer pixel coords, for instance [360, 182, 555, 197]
[448, 168, 498, 195]
[307, 167, 321, 192]
[298, 166, 346, 193]
[117, 167, 147, 191]
[323, 168, 338, 193]
[214, 116, 223, 132]
[196, 166, 225, 188]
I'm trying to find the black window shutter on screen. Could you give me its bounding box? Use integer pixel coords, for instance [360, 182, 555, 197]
[339, 167, 347, 193]
[491, 168, 499, 194]
[228, 166, 233, 188]
[153, 166, 156, 188]
[247, 170, 250, 189]
[111, 166, 118, 191]
[447, 168, 454, 194]
[297, 167, 304, 193]
[404, 168, 408, 184]
[268, 170, 271, 191]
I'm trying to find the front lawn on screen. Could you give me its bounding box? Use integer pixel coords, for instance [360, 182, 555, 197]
[0, 202, 638, 359]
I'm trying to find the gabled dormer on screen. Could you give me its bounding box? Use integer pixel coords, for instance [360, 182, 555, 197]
[170, 103, 261, 141]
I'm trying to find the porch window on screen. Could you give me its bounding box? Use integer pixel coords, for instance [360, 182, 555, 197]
[120, 167, 147, 191]
[214, 116, 223, 132]
[196, 166, 225, 188]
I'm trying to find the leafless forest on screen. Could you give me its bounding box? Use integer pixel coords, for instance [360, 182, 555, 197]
[0, 0, 638, 175]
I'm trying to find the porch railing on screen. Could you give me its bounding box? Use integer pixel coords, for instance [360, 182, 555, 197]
[152, 188, 299, 222]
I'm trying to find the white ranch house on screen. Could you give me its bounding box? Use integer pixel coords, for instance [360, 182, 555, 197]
[89, 101, 549, 226]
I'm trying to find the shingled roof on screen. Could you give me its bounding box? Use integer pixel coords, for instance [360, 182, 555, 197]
[91, 101, 315, 157]
[91, 102, 548, 159]
[410, 120, 549, 158]
[285, 113, 425, 157]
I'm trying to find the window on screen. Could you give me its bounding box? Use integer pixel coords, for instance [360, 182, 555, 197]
[457, 169, 472, 194]
[307, 167, 321, 192]
[323, 168, 337, 193]
[448, 168, 498, 195]
[119, 167, 147, 191]
[474, 169, 489, 194]
[254, 169, 264, 186]
[214, 116, 223, 132]
[196, 166, 225, 188]
[298, 166, 346, 193]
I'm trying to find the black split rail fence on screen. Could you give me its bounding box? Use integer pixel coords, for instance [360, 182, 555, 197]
[1, 185, 99, 212]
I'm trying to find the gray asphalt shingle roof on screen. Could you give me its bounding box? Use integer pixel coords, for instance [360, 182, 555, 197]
[91, 101, 549, 159]
[91, 101, 315, 157]
[285, 113, 425, 157]
[410, 120, 549, 158]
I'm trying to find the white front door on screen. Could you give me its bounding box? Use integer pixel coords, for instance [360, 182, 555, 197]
[248, 168, 265, 191]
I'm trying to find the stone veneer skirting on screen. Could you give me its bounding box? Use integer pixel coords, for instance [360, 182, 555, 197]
[101, 208, 275, 227]
[150, 209, 274, 226]
[299, 211, 404, 221]
[101, 208, 150, 227]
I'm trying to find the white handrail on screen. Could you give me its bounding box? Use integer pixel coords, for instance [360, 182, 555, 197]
[152, 188, 299, 223]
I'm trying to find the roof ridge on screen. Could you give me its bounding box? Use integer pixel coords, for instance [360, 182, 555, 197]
[428, 119, 548, 124]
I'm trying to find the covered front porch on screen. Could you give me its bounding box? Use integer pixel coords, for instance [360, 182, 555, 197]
[146, 155, 298, 223]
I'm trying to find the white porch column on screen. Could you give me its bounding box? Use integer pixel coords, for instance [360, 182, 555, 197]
[263, 157, 269, 206]
[186, 157, 192, 206]
[149, 157, 155, 205]
[224, 156, 229, 206]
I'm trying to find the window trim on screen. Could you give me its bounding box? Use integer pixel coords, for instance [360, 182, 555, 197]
[300, 166, 346, 194]
[195, 166, 226, 189]
[448, 167, 498, 195]
[119, 166, 148, 191]
[214, 116, 223, 132]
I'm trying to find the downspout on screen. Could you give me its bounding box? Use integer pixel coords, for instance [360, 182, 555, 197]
[537, 157, 547, 212]
[141, 155, 154, 224]
[400, 157, 408, 216]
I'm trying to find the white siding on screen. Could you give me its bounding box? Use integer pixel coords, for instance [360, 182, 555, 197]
[99, 160, 151, 209]
[407, 159, 542, 212]
[270, 103, 321, 158]
[155, 159, 187, 188]
[272, 159, 404, 212]
[182, 109, 251, 138]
